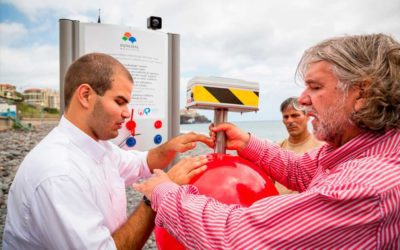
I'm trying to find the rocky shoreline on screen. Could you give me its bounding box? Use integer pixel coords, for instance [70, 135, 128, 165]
[0, 122, 213, 249]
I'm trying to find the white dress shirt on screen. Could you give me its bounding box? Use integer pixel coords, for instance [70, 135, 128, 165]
[3, 116, 152, 249]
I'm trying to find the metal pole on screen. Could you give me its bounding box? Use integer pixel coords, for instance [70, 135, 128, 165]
[167, 33, 180, 167]
[214, 109, 228, 154]
[167, 33, 180, 140]
[59, 19, 79, 114]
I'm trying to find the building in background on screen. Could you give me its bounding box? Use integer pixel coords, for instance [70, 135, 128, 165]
[23, 88, 60, 110]
[0, 83, 16, 98]
[0, 83, 22, 101]
[47, 90, 60, 110]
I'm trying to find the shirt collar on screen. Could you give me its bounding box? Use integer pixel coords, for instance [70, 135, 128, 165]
[58, 116, 107, 164]
[319, 129, 398, 170]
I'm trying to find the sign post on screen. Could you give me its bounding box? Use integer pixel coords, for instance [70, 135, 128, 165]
[59, 19, 180, 151]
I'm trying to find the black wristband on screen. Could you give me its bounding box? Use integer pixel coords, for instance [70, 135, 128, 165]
[143, 195, 151, 207]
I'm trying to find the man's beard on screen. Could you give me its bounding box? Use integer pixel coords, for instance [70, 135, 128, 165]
[311, 103, 353, 144]
[90, 98, 118, 141]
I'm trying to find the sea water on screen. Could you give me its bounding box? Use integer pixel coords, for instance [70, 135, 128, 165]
[180, 120, 287, 143]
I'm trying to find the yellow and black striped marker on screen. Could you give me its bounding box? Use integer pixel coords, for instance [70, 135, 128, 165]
[191, 85, 259, 108]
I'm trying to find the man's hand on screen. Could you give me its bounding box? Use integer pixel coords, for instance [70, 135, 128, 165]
[210, 123, 250, 151]
[167, 155, 208, 185]
[133, 155, 209, 199]
[147, 132, 213, 171]
[133, 169, 171, 199]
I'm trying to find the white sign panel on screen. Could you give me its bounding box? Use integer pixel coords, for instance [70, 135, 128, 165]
[79, 23, 168, 151]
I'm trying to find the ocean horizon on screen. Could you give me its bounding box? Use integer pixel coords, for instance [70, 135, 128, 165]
[180, 120, 287, 143]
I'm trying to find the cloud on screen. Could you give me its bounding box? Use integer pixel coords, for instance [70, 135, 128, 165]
[1, 0, 99, 21]
[0, 22, 28, 46]
[0, 44, 59, 90]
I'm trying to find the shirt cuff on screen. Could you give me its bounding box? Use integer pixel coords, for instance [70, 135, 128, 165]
[134, 150, 152, 178]
[239, 134, 267, 164]
[151, 182, 180, 211]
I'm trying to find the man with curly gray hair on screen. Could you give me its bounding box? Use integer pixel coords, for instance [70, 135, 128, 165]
[296, 33, 400, 146]
[135, 34, 400, 249]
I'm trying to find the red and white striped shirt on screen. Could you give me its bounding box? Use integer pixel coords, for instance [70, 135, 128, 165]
[152, 129, 400, 249]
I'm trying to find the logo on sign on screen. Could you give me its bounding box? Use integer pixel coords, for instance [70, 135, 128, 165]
[122, 32, 136, 43]
[120, 32, 139, 50]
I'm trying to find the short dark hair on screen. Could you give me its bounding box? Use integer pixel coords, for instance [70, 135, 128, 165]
[64, 53, 133, 109]
[280, 97, 305, 113]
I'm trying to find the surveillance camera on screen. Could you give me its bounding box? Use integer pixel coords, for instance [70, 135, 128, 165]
[147, 16, 162, 30]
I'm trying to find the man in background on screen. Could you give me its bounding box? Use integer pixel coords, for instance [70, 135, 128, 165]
[278, 97, 324, 154]
[275, 97, 324, 194]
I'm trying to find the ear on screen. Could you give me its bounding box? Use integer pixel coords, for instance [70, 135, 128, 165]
[76, 83, 95, 109]
[353, 81, 369, 112]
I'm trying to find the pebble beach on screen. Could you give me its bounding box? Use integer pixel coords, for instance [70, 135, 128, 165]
[0, 121, 213, 249]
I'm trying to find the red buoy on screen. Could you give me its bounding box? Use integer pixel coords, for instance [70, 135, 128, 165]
[155, 153, 278, 249]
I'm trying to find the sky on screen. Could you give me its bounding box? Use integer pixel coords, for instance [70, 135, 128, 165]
[1, 0, 399, 121]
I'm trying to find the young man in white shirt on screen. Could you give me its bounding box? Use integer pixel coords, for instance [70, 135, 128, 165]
[3, 53, 212, 250]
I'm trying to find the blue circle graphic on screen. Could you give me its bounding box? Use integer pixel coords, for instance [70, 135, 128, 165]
[154, 134, 162, 144]
[126, 137, 137, 147]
